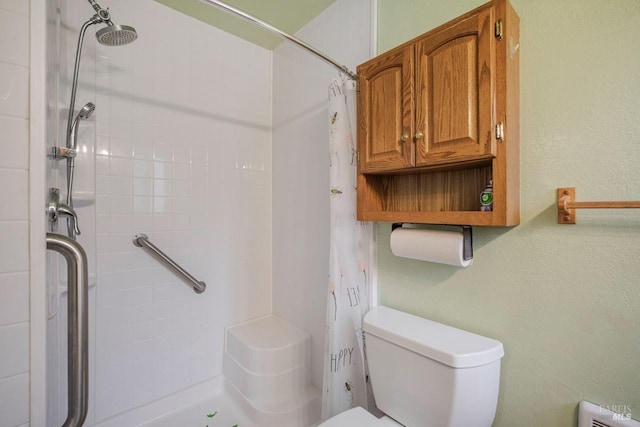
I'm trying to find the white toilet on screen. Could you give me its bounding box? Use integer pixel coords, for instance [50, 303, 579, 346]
[320, 306, 504, 427]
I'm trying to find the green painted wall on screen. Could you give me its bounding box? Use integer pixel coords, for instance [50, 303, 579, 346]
[376, 0, 640, 425]
[155, 0, 335, 49]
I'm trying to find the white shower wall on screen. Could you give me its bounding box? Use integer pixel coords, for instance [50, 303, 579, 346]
[52, 0, 272, 423]
[272, 0, 373, 389]
[38, 0, 374, 423]
[0, 2, 30, 426]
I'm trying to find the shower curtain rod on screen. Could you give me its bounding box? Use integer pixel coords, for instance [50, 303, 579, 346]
[200, 0, 358, 80]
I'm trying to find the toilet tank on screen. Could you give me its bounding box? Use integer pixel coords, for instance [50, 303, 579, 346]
[363, 306, 504, 427]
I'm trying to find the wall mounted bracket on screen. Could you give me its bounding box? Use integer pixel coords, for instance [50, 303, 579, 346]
[47, 146, 77, 160]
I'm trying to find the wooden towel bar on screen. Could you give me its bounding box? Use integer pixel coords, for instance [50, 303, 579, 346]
[557, 187, 640, 224]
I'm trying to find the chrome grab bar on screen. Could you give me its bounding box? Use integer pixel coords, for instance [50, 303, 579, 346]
[132, 234, 206, 294]
[46, 233, 89, 427]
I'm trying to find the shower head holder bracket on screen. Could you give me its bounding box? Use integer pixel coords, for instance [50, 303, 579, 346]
[48, 146, 77, 160]
[87, 0, 112, 24]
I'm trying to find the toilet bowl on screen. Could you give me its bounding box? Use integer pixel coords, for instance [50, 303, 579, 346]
[319, 306, 504, 427]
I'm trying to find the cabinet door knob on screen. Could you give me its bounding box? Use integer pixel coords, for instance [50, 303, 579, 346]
[415, 131, 424, 140]
[400, 133, 409, 142]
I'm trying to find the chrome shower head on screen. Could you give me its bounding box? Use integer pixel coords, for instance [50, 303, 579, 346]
[85, 0, 137, 46]
[78, 102, 95, 119]
[96, 24, 137, 46]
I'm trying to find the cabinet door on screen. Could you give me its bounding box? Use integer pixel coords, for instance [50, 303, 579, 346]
[415, 7, 496, 167]
[357, 45, 414, 173]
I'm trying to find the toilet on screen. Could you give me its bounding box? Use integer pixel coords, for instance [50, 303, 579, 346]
[320, 306, 504, 427]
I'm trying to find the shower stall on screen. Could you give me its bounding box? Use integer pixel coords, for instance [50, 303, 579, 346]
[36, 0, 373, 425]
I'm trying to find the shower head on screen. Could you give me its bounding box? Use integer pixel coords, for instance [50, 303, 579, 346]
[96, 24, 138, 46]
[86, 0, 137, 46]
[78, 102, 95, 119]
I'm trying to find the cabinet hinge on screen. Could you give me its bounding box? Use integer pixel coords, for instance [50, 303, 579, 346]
[356, 79, 360, 92]
[356, 150, 360, 165]
[496, 122, 504, 141]
[495, 19, 503, 40]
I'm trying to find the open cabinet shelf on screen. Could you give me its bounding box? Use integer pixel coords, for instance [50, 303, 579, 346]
[358, 162, 513, 226]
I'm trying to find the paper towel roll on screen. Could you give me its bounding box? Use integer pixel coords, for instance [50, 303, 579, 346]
[390, 227, 472, 267]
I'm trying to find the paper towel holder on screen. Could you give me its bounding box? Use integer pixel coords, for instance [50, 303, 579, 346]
[391, 223, 473, 261]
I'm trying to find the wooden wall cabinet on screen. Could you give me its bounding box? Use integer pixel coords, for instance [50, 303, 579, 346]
[356, 0, 519, 226]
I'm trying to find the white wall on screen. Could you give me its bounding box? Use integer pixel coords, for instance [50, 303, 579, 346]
[47, 0, 272, 424]
[92, 1, 271, 421]
[0, 1, 30, 426]
[272, 0, 373, 389]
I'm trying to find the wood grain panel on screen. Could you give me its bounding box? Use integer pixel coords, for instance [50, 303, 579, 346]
[431, 35, 477, 146]
[370, 69, 403, 159]
[415, 7, 496, 167]
[357, 45, 414, 173]
[359, 165, 491, 215]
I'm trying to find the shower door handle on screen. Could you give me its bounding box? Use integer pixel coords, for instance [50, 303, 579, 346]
[46, 233, 89, 427]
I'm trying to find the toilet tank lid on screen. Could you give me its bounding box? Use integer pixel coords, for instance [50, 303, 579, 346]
[363, 306, 504, 368]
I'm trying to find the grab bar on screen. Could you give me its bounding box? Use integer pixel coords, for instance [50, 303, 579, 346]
[132, 234, 206, 294]
[46, 233, 89, 427]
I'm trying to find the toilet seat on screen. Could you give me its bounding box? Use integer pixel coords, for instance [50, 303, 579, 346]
[319, 407, 401, 426]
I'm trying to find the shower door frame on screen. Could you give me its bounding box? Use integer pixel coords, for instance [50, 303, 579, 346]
[29, 0, 50, 425]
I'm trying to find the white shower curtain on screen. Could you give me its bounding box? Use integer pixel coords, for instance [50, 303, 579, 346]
[322, 77, 373, 420]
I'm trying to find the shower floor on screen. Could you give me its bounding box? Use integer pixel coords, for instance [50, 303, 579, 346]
[94, 377, 259, 427]
[139, 392, 258, 427]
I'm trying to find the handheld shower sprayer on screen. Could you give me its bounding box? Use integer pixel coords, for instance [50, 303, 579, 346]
[70, 102, 95, 151]
[65, 102, 95, 237]
[73, 103, 95, 127]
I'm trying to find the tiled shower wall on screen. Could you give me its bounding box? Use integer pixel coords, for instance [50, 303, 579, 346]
[272, 0, 373, 389]
[0, 1, 30, 426]
[54, 0, 272, 423]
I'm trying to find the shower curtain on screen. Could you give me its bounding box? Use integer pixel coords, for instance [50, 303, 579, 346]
[322, 77, 373, 420]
